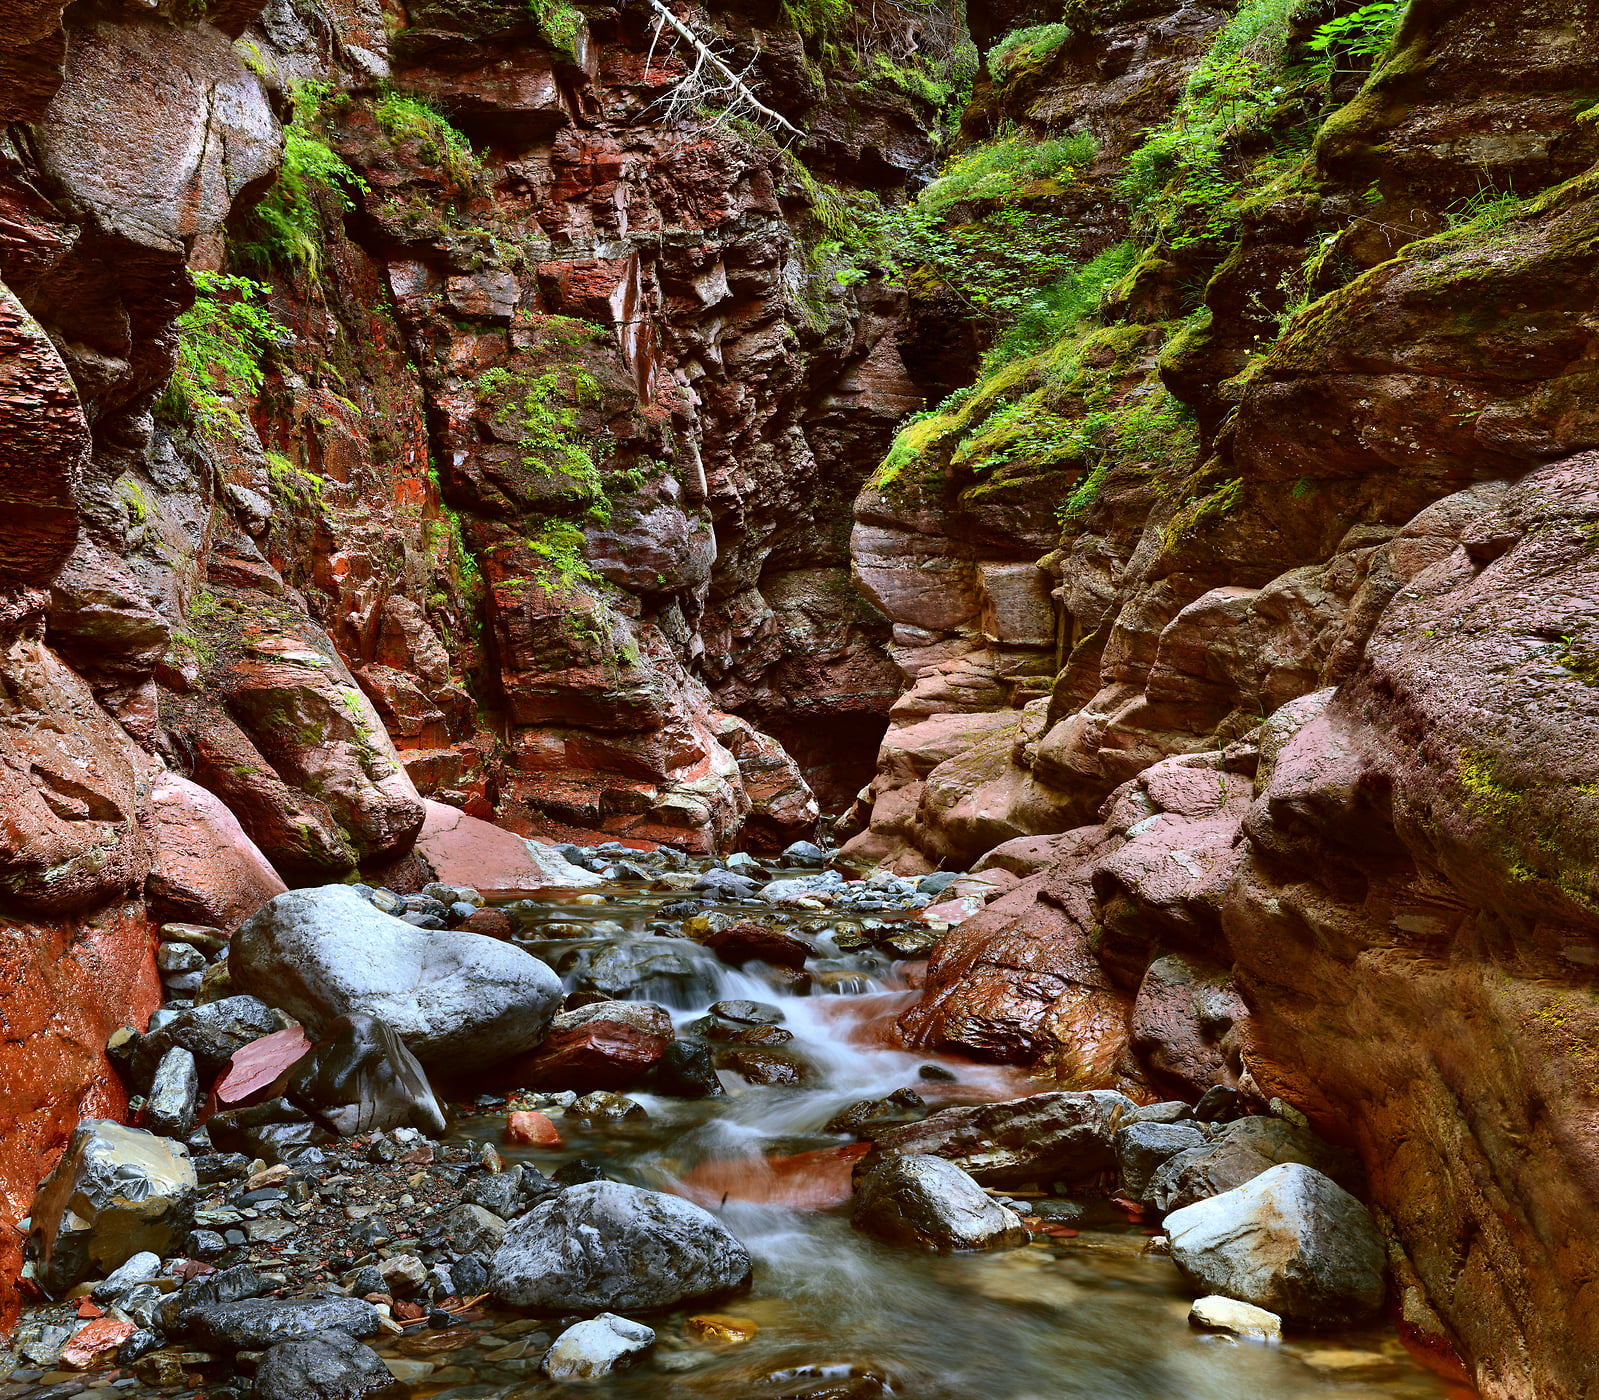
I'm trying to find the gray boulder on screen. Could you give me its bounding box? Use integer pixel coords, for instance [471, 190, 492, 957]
[1115, 1121, 1207, 1201]
[851, 1155, 1028, 1251]
[185, 1296, 384, 1351]
[442, 1203, 508, 1258]
[91, 1251, 162, 1302]
[230, 886, 561, 1068]
[542, 1314, 655, 1379]
[31, 1120, 198, 1294]
[490, 1181, 751, 1311]
[1165, 1163, 1385, 1326]
[252, 1328, 404, 1400]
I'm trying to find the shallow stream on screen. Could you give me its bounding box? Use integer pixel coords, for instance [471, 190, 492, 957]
[425, 874, 1461, 1400]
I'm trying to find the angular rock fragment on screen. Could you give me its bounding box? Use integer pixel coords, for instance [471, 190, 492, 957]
[252, 1328, 405, 1400]
[31, 1120, 199, 1295]
[542, 1313, 654, 1379]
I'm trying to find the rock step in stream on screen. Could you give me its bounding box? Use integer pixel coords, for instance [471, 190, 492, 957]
[12, 844, 1457, 1400]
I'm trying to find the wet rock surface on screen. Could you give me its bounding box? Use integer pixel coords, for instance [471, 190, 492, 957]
[489, 1182, 753, 1313]
[230, 888, 562, 1068]
[850, 1155, 1028, 1252]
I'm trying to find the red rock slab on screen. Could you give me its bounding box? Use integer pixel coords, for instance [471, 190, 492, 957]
[505, 1022, 668, 1092]
[414, 799, 599, 900]
[214, 1025, 313, 1106]
[146, 771, 288, 931]
[60, 1318, 135, 1369]
[0, 900, 159, 1331]
[504, 1110, 562, 1147]
[455, 907, 512, 939]
[677, 1143, 871, 1212]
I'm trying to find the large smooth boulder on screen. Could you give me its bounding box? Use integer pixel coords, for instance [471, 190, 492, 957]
[252, 1329, 404, 1400]
[1164, 1164, 1385, 1326]
[31, 1121, 197, 1295]
[490, 1181, 751, 1312]
[146, 772, 287, 930]
[851, 1155, 1028, 1251]
[230, 886, 561, 1068]
[858, 1091, 1135, 1188]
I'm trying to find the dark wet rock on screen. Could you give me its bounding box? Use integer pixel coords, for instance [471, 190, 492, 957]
[145, 1045, 200, 1138]
[449, 1254, 489, 1297]
[489, 1181, 752, 1311]
[551, 1158, 611, 1187]
[463, 1167, 524, 1217]
[1165, 1163, 1386, 1326]
[441, 1204, 508, 1258]
[567, 1090, 648, 1122]
[208, 1097, 330, 1163]
[560, 939, 721, 1002]
[715, 1046, 808, 1086]
[698, 921, 812, 971]
[654, 1040, 724, 1098]
[117, 1330, 164, 1366]
[692, 870, 759, 900]
[194, 1152, 253, 1184]
[162, 1265, 274, 1331]
[140, 996, 287, 1079]
[185, 1297, 385, 1352]
[782, 841, 829, 866]
[31, 1120, 199, 1294]
[231, 886, 562, 1068]
[1115, 1121, 1208, 1201]
[858, 1091, 1136, 1188]
[252, 1328, 405, 1400]
[709, 1000, 784, 1025]
[1193, 1086, 1239, 1122]
[1124, 1101, 1195, 1125]
[93, 1251, 162, 1301]
[917, 1065, 956, 1082]
[287, 1013, 447, 1136]
[825, 1088, 927, 1137]
[851, 1154, 1028, 1251]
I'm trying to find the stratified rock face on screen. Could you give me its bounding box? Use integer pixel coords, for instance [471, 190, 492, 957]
[489, 1181, 752, 1312]
[229, 886, 562, 1068]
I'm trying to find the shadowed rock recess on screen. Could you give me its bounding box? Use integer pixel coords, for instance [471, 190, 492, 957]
[1, 0, 1597, 1392]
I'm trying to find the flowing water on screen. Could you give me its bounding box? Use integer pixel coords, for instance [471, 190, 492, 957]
[434, 875, 1463, 1400]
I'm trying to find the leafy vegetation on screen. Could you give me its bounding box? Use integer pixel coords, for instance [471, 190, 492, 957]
[988, 23, 1073, 84]
[236, 84, 366, 281]
[529, 0, 586, 57]
[370, 91, 481, 183]
[1304, 0, 1405, 84]
[159, 272, 282, 428]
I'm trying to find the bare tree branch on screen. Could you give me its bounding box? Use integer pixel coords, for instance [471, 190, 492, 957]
[641, 0, 803, 138]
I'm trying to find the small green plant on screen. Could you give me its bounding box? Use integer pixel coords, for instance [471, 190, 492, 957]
[988, 23, 1072, 83]
[371, 91, 480, 183]
[529, 0, 585, 56]
[159, 272, 282, 428]
[524, 518, 599, 586]
[237, 83, 366, 280]
[1441, 182, 1526, 235]
[1304, 0, 1405, 85]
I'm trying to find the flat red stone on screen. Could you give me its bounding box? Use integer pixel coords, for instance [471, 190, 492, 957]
[214, 1025, 313, 1105]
